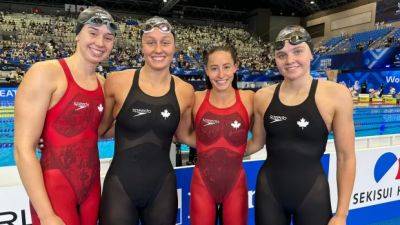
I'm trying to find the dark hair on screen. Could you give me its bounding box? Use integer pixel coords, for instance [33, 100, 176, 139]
[204, 45, 238, 89]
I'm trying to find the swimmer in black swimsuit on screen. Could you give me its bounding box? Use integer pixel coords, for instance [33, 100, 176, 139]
[247, 25, 356, 225]
[98, 16, 194, 225]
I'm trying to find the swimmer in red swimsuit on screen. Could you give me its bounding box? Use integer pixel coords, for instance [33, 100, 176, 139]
[14, 7, 117, 225]
[190, 45, 254, 225]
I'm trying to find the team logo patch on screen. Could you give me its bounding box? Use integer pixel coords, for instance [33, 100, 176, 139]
[74, 102, 89, 111]
[132, 108, 151, 117]
[202, 118, 219, 126]
[231, 120, 241, 129]
[269, 115, 287, 123]
[161, 109, 171, 119]
[297, 118, 309, 129]
[98, 104, 103, 112]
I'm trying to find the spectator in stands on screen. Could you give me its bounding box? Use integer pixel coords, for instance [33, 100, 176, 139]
[15, 67, 23, 77]
[386, 36, 394, 47]
[356, 42, 364, 51]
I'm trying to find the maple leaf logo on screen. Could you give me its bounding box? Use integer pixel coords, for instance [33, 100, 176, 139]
[297, 118, 309, 130]
[231, 120, 241, 129]
[98, 104, 104, 112]
[161, 109, 171, 119]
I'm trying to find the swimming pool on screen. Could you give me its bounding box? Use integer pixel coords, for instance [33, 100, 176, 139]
[2, 100, 400, 167]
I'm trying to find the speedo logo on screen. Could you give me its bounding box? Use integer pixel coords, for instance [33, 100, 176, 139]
[74, 102, 89, 111]
[269, 115, 287, 123]
[203, 118, 219, 126]
[132, 108, 151, 117]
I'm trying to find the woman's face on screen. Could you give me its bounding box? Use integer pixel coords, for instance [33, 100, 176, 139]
[76, 24, 115, 64]
[141, 28, 175, 71]
[206, 50, 237, 91]
[274, 41, 313, 81]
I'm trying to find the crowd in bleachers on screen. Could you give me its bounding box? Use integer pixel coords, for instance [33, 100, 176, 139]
[0, 10, 272, 79]
[6, 8, 400, 85]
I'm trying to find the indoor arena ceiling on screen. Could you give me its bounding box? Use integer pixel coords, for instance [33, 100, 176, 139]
[4, 0, 359, 20]
[175, 0, 358, 16]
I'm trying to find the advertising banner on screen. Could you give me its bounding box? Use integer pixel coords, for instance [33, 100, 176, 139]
[328, 146, 400, 225]
[0, 186, 31, 225]
[337, 69, 400, 94]
[0, 87, 17, 102]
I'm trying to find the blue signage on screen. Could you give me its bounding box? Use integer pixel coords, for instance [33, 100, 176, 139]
[0, 87, 17, 101]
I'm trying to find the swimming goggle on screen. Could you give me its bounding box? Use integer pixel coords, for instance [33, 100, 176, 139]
[140, 16, 175, 37]
[142, 22, 172, 34]
[274, 35, 310, 50]
[84, 16, 118, 34]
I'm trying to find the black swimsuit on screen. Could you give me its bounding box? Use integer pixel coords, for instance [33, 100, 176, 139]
[256, 79, 333, 225]
[100, 69, 180, 225]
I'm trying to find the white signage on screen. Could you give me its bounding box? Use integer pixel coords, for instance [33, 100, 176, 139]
[0, 186, 31, 225]
[328, 146, 400, 211]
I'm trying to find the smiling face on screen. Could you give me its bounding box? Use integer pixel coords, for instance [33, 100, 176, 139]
[205, 50, 238, 91]
[141, 28, 175, 71]
[76, 24, 115, 64]
[274, 41, 313, 81]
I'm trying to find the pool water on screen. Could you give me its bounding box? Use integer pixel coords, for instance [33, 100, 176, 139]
[2, 101, 400, 167]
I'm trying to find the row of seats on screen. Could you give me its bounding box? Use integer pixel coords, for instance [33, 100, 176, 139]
[318, 27, 397, 55]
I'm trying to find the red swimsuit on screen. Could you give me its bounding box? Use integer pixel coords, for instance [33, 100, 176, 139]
[30, 59, 104, 225]
[190, 89, 249, 225]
